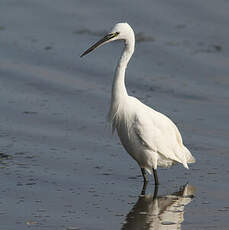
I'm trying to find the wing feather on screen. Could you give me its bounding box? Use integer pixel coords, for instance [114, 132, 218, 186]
[132, 99, 189, 166]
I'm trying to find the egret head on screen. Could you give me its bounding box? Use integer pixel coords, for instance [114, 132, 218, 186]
[80, 22, 134, 57]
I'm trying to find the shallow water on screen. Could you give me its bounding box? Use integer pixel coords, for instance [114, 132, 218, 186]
[0, 0, 229, 229]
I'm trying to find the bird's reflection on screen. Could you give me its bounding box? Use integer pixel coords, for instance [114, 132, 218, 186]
[122, 184, 195, 230]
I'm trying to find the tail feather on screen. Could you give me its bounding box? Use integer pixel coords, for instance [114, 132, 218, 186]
[188, 155, 196, 164]
[183, 146, 195, 164]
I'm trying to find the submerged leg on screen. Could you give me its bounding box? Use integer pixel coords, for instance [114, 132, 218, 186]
[153, 169, 159, 185]
[141, 179, 148, 195]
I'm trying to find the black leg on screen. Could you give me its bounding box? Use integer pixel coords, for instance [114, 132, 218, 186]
[141, 180, 148, 195]
[153, 169, 159, 185]
[141, 168, 148, 183]
[153, 184, 159, 199]
[140, 168, 148, 195]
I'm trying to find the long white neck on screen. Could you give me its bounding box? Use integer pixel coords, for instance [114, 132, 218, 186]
[108, 37, 135, 125]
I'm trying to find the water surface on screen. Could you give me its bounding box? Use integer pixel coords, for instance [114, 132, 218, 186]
[0, 0, 229, 229]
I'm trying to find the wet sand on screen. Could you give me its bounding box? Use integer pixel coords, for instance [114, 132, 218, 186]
[0, 0, 229, 229]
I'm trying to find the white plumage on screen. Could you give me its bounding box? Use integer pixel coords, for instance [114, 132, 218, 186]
[81, 22, 195, 185]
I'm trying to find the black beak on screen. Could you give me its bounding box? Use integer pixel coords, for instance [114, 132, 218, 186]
[80, 32, 119, 57]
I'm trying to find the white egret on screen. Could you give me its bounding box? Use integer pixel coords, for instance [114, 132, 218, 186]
[81, 23, 195, 186]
